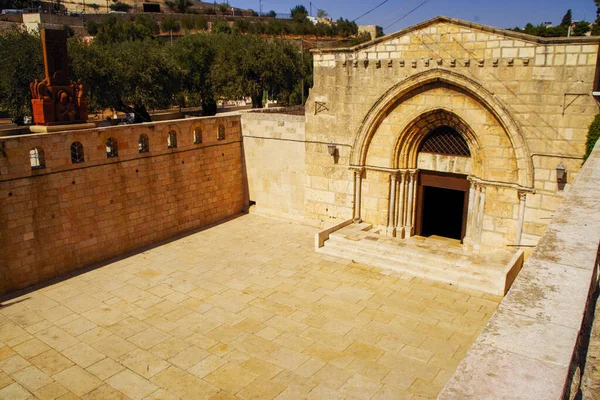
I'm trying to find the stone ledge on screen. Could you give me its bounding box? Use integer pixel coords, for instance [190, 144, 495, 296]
[438, 140, 600, 399]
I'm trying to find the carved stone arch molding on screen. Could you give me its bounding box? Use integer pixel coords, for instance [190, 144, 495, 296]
[350, 68, 533, 188]
[391, 107, 484, 178]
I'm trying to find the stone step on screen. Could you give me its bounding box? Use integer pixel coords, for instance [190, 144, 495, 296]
[318, 241, 501, 294]
[318, 223, 522, 296]
[327, 234, 463, 269]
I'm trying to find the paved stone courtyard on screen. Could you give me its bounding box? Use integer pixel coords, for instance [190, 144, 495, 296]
[0, 214, 500, 400]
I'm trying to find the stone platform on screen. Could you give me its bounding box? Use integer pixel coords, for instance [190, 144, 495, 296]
[0, 214, 500, 399]
[317, 223, 523, 296]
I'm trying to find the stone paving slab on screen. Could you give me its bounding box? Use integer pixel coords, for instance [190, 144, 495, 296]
[0, 214, 499, 399]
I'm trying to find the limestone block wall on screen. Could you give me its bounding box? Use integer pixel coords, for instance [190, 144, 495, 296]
[0, 116, 245, 296]
[241, 112, 309, 223]
[305, 16, 600, 248]
[304, 141, 353, 225]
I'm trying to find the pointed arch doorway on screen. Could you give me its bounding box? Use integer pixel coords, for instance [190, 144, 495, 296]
[414, 125, 472, 242]
[415, 171, 470, 241]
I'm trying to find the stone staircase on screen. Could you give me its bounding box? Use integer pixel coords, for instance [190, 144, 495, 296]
[316, 222, 523, 296]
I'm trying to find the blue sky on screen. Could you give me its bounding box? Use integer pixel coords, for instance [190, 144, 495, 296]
[231, 0, 598, 34]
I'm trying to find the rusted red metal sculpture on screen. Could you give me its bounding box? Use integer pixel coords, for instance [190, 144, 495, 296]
[30, 29, 88, 126]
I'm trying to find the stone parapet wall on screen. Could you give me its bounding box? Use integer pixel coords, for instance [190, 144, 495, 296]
[0, 116, 245, 296]
[438, 139, 600, 399]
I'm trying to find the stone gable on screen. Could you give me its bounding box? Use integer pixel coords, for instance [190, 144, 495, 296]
[314, 17, 600, 69]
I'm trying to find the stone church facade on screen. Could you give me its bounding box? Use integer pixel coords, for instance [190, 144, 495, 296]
[300, 16, 600, 251]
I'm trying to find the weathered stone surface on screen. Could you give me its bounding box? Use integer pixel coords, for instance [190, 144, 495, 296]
[501, 259, 593, 329]
[477, 307, 579, 367]
[440, 342, 566, 399]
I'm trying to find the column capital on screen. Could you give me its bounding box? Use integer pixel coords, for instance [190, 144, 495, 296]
[518, 191, 527, 202]
[349, 166, 365, 175]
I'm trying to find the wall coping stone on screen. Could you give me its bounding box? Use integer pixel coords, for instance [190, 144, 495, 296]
[438, 140, 600, 399]
[242, 112, 306, 124]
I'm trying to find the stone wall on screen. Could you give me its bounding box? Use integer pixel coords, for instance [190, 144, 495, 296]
[241, 112, 310, 224]
[305, 16, 600, 249]
[0, 116, 245, 296]
[438, 139, 600, 399]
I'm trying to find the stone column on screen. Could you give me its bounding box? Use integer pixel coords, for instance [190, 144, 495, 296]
[351, 167, 364, 222]
[395, 170, 407, 238]
[404, 170, 417, 237]
[410, 170, 419, 230]
[386, 171, 398, 236]
[463, 179, 477, 249]
[515, 191, 527, 246]
[473, 184, 486, 252]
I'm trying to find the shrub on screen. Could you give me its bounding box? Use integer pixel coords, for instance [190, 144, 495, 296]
[85, 20, 100, 35]
[161, 17, 181, 33]
[195, 16, 208, 30]
[181, 16, 195, 30]
[109, 2, 131, 12]
[211, 21, 230, 34]
[585, 114, 600, 161]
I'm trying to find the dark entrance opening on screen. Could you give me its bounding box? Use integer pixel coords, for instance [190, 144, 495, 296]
[415, 170, 470, 241]
[420, 186, 465, 240]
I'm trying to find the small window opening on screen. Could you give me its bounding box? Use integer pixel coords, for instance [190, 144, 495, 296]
[106, 138, 118, 158]
[139, 134, 149, 153]
[168, 131, 177, 148]
[217, 125, 225, 141]
[30, 147, 45, 169]
[193, 128, 202, 144]
[70, 142, 84, 164]
[419, 126, 471, 157]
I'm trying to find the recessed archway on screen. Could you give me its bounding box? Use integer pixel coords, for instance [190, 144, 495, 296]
[391, 108, 483, 179]
[351, 68, 533, 189]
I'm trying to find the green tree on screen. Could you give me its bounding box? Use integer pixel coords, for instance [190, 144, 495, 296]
[94, 15, 157, 43]
[69, 38, 181, 122]
[165, 0, 190, 13]
[561, 9, 572, 26]
[317, 9, 328, 18]
[211, 34, 303, 108]
[290, 5, 308, 23]
[170, 34, 217, 114]
[0, 27, 44, 124]
[175, 0, 192, 13]
[334, 18, 358, 37]
[573, 20, 591, 36]
[593, 0, 600, 34]
[267, 10, 276, 17]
